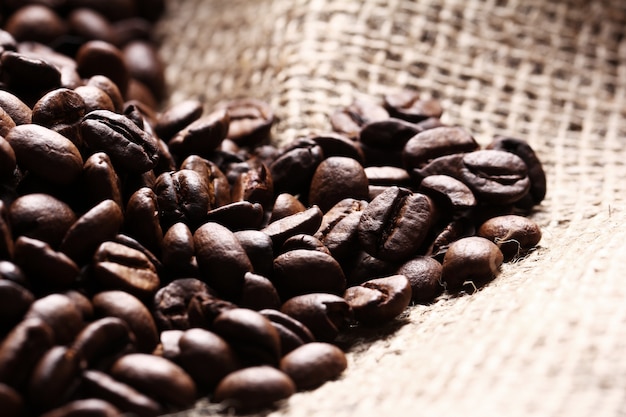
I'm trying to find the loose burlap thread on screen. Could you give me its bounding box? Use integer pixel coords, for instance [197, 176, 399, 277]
[155, 1, 626, 416]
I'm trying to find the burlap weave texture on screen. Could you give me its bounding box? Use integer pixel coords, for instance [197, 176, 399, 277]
[156, 0, 626, 416]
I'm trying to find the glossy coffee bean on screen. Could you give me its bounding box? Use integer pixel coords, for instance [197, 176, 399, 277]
[87, 75, 125, 113]
[239, 272, 281, 311]
[342, 250, 398, 286]
[31, 88, 86, 132]
[343, 275, 412, 324]
[28, 346, 81, 411]
[315, 198, 368, 261]
[25, 294, 84, 345]
[441, 236, 504, 292]
[155, 169, 212, 230]
[4, 5, 66, 44]
[309, 132, 365, 164]
[124, 187, 164, 256]
[74, 85, 116, 113]
[0, 280, 34, 332]
[269, 193, 306, 222]
[67, 8, 115, 44]
[396, 256, 444, 303]
[477, 215, 542, 261]
[402, 126, 478, 170]
[39, 398, 121, 417]
[383, 90, 443, 123]
[308, 156, 369, 213]
[269, 139, 324, 195]
[167, 109, 229, 157]
[217, 98, 274, 147]
[259, 309, 315, 356]
[0, 51, 62, 104]
[14, 236, 79, 290]
[358, 186, 434, 262]
[280, 342, 347, 390]
[70, 317, 133, 368]
[281, 293, 352, 342]
[359, 118, 422, 152]
[418, 174, 477, 213]
[206, 201, 264, 231]
[213, 366, 296, 411]
[0, 90, 32, 125]
[233, 230, 274, 278]
[161, 222, 197, 277]
[280, 234, 331, 256]
[154, 99, 203, 141]
[81, 152, 123, 208]
[262, 206, 323, 250]
[76, 40, 129, 95]
[364, 166, 411, 187]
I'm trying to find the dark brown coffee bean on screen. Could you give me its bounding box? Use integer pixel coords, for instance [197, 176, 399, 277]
[194, 222, 253, 300]
[67, 7, 115, 43]
[418, 174, 477, 213]
[6, 124, 83, 185]
[358, 186, 434, 262]
[0, 382, 22, 417]
[154, 99, 203, 141]
[0, 108, 16, 138]
[477, 215, 542, 261]
[0, 261, 28, 288]
[82, 152, 123, 208]
[161, 222, 198, 277]
[123, 40, 166, 100]
[359, 118, 422, 152]
[0, 280, 34, 332]
[259, 309, 315, 356]
[155, 169, 212, 230]
[0, 91, 30, 126]
[315, 198, 368, 261]
[309, 132, 365, 164]
[157, 329, 184, 361]
[343, 275, 412, 324]
[29, 346, 81, 411]
[364, 166, 411, 187]
[487, 136, 547, 206]
[427, 217, 475, 258]
[124, 187, 164, 256]
[213, 365, 295, 411]
[81, 110, 159, 173]
[92, 290, 158, 353]
[262, 206, 323, 250]
[70, 317, 133, 368]
[110, 353, 197, 408]
[0, 200, 13, 259]
[280, 234, 331, 256]
[112, 234, 163, 277]
[14, 236, 79, 290]
[87, 75, 125, 113]
[177, 328, 240, 389]
[152, 278, 235, 331]
[63, 290, 93, 322]
[167, 109, 229, 157]
[273, 249, 346, 300]
[4, 5, 67, 44]
[230, 158, 274, 211]
[269, 139, 324, 195]
[213, 307, 281, 366]
[342, 250, 398, 286]
[383, 90, 443, 123]
[24, 294, 84, 345]
[403, 126, 479, 170]
[81, 370, 164, 417]
[281, 293, 352, 342]
[396, 256, 443, 303]
[125, 78, 158, 110]
[76, 40, 129, 95]
[32, 88, 86, 131]
[233, 230, 274, 278]
[74, 85, 116, 113]
[309, 156, 369, 213]
[92, 241, 160, 299]
[180, 155, 231, 208]
[0, 318, 53, 389]
[239, 272, 281, 311]
[330, 99, 389, 139]
[39, 398, 120, 417]
[280, 342, 347, 390]
[0, 51, 62, 104]
[216, 98, 274, 147]
[441, 236, 504, 292]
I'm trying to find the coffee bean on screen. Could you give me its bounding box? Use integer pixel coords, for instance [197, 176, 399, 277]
[217, 98, 274, 147]
[403, 126, 478, 170]
[24, 294, 84, 345]
[14, 236, 79, 290]
[154, 99, 203, 141]
[180, 156, 231, 208]
[280, 234, 332, 256]
[31, 88, 86, 132]
[86, 75, 125, 113]
[39, 398, 121, 417]
[418, 174, 477, 213]
[309, 132, 365, 164]
[269, 139, 324, 195]
[4, 5, 67, 45]
[359, 118, 422, 152]
[123, 40, 166, 101]
[67, 8, 115, 44]
[6, 124, 83, 185]
[213, 365, 295, 411]
[330, 99, 389, 139]
[358, 186, 434, 262]
[364, 166, 412, 187]
[239, 272, 281, 311]
[0, 382, 22, 417]
[158, 330, 184, 361]
[110, 353, 197, 408]
[177, 328, 240, 389]
[441, 236, 504, 292]
[161, 222, 198, 277]
[233, 230, 274, 278]
[262, 206, 323, 250]
[74, 85, 116, 113]
[70, 317, 133, 369]
[308, 156, 369, 213]
[206, 201, 265, 231]
[82, 152, 124, 208]
[396, 256, 444, 303]
[315, 198, 368, 261]
[259, 309, 315, 356]
[383, 90, 443, 123]
[92, 291, 158, 353]
[0, 51, 62, 104]
[0, 261, 28, 288]
[280, 293, 352, 342]
[477, 214, 542, 261]
[76, 40, 129, 95]
[0, 200, 14, 259]
[0, 108, 16, 138]
[342, 250, 398, 286]
[0, 90, 32, 125]
[155, 169, 212, 230]
[343, 275, 412, 324]
[280, 342, 347, 390]
[28, 346, 81, 411]
[0, 280, 34, 332]
[167, 109, 229, 158]
[269, 193, 306, 222]
[427, 217, 475, 258]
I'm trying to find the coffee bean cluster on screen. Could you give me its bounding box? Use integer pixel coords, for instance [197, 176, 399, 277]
[0, 2, 546, 416]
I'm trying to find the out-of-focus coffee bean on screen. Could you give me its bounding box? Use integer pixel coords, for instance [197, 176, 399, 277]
[441, 236, 504, 292]
[4, 5, 67, 44]
[262, 206, 323, 250]
[0, 280, 33, 332]
[125, 78, 159, 110]
[74, 85, 116, 113]
[70, 317, 133, 368]
[154, 99, 204, 142]
[158, 329, 184, 361]
[383, 90, 443, 122]
[0, 201, 13, 260]
[0, 90, 31, 125]
[270, 139, 324, 195]
[330, 98, 389, 139]
[343, 275, 412, 324]
[315, 198, 368, 261]
[259, 309, 315, 356]
[67, 8, 116, 44]
[0, 137, 16, 180]
[213, 366, 296, 411]
[396, 256, 443, 303]
[63, 290, 93, 322]
[403, 126, 478, 170]
[14, 236, 79, 290]
[309, 132, 365, 164]
[177, 328, 240, 390]
[308, 156, 369, 213]
[280, 342, 347, 390]
[123, 40, 166, 100]
[92, 290, 158, 353]
[239, 272, 281, 311]
[360, 118, 422, 153]
[0, 108, 16, 138]
[0, 51, 62, 104]
[24, 294, 84, 345]
[76, 40, 129, 95]
[6, 124, 83, 185]
[477, 214, 542, 261]
[39, 398, 120, 417]
[110, 353, 197, 408]
[280, 293, 352, 342]
[87, 75, 125, 113]
[215, 98, 274, 147]
[28, 346, 81, 411]
[0, 382, 22, 417]
[168, 109, 229, 158]
[358, 186, 434, 262]
[280, 234, 331, 256]
[0, 261, 28, 288]
[364, 166, 411, 187]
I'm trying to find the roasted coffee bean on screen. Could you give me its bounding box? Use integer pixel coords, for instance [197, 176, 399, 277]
[123, 40, 166, 100]
[126, 78, 159, 110]
[92, 241, 160, 299]
[161, 222, 198, 277]
[233, 230, 274, 278]
[262, 206, 323, 250]
[81, 152, 123, 208]
[441, 236, 504, 292]
[24, 294, 84, 345]
[39, 398, 121, 417]
[273, 249, 346, 300]
[487, 136, 547, 206]
[280, 234, 332, 256]
[112, 234, 163, 276]
[180, 155, 230, 208]
[81, 110, 159, 173]
[63, 290, 93, 322]
[280, 342, 347, 390]
[364, 166, 412, 187]
[87, 75, 125, 113]
[168, 109, 229, 157]
[155, 169, 212, 230]
[330, 99, 389, 139]
[403, 126, 478, 170]
[0, 108, 16, 138]
[194, 222, 253, 300]
[28, 346, 81, 411]
[281, 293, 352, 342]
[158, 330, 184, 361]
[31, 88, 86, 132]
[92, 291, 158, 353]
[269, 139, 324, 195]
[309, 132, 365, 164]
[383, 90, 443, 123]
[71, 317, 133, 368]
[152, 278, 235, 331]
[216, 98, 274, 147]
[14, 236, 79, 290]
[315, 198, 368, 261]
[76, 40, 129, 95]
[396, 256, 444, 303]
[0, 318, 53, 389]
[0, 382, 22, 417]
[213, 366, 296, 411]
[477, 215, 542, 261]
[80, 369, 164, 417]
[0, 51, 62, 104]
[269, 193, 306, 223]
[343, 275, 412, 324]
[0, 261, 28, 288]
[0, 90, 32, 126]
[0, 201, 14, 259]
[308, 156, 369, 213]
[358, 186, 434, 262]
[110, 353, 197, 408]
[124, 187, 164, 255]
[418, 174, 477, 213]
[212, 308, 281, 366]
[206, 201, 265, 231]
[230, 158, 274, 210]
[0, 136, 17, 179]
[239, 272, 281, 311]
[427, 217, 476, 258]
[259, 309, 315, 356]
[0, 280, 34, 332]
[67, 7, 115, 44]
[359, 118, 422, 152]
[74, 85, 116, 113]
[342, 250, 398, 286]
[177, 328, 240, 390]
[4, 5, 66, 44]
[154, 100, 203, 141]
[6, 124, 83, 185]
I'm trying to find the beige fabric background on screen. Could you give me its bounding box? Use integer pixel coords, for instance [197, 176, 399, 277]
[155, 0, 626, 416]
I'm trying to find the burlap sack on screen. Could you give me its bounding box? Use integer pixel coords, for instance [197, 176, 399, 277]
[156, 0, 626, 416]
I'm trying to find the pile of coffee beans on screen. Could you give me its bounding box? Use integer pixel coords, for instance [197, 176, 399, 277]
[0, 2, 546, 416]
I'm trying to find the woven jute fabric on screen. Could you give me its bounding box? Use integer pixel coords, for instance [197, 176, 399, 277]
[155, 0, 626, 416]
